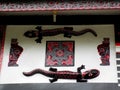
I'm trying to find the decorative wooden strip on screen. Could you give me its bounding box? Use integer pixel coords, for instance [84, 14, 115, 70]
[118, 79, 120, 83]
[116, 60, 120, 65]
[0, 25, 6, 72]
[117, 67, 120, 71]
[116, 52, 120, 58]
[118, 73, 120, 77]
[0, 1, 120, 11]
[115, 24, 120, 48]
[116, 43, 120, 46]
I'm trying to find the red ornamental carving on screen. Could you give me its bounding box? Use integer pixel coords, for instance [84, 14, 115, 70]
[0, 1, 120, 11]
[0, 25, 6, 71]
[8, 39, 23, 67]
[97, 38, 110, 65]
[56, 50, 64, 57]
[45, 41, 74, 66]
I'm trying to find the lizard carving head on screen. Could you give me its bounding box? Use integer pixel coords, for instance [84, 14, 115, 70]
[24, 30, 38, 38]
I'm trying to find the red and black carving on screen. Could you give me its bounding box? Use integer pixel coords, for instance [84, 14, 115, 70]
[24, 26, 97, 43]
[115, 24, 120, 46]
[23, 65, 100, 83]
[8, 39, 23, 67]
[45, 41, 74, 66]
[0, 25, 6, 71]
[97, 38, 110, 65]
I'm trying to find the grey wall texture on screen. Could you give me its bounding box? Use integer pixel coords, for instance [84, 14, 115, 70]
[0, 83, 120, 90]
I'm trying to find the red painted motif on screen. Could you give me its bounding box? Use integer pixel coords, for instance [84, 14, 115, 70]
[0, 25, 6, 71]
[0, 1, 120, 11]
[97, 38, 110, 65]
[45, 41, 74, 66]
[8, 39, 23, 67]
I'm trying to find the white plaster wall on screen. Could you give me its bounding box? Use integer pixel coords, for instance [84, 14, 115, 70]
[0, 25, 117, 84]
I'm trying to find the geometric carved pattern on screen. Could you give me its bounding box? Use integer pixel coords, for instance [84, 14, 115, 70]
[45, 41, 74, 67]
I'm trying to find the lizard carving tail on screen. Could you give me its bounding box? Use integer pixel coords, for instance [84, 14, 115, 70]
[70, 29, 97, 37]
[23, 68, 51, 77]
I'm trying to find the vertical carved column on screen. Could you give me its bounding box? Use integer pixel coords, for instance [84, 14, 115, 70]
[0, 25, 6, 71]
